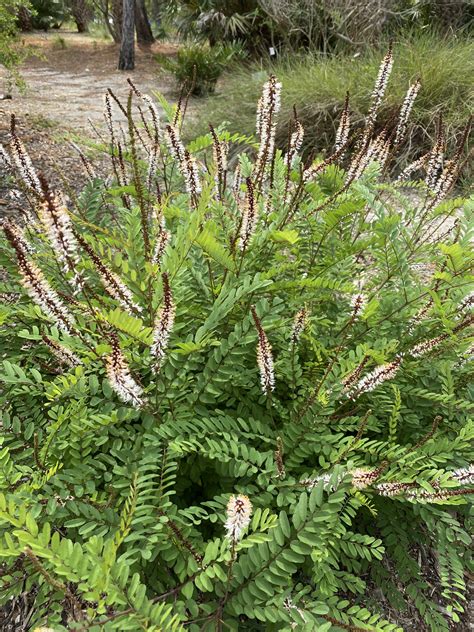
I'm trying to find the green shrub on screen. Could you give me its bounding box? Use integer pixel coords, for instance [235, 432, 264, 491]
[167, 0, 473, 54]
[157, 42, 246, 96]
[196, 32, 474, 169]
[30, 0, 68, 30]
[0, 61, 472, 631]
[0, 0, 29, 90]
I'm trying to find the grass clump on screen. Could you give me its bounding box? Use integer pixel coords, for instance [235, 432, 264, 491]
[197, 32, 473, 164]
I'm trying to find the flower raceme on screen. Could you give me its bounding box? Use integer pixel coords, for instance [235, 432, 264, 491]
[238, 178, 257, 252]
[251, 306, 275, 395]
[105, 335, 145, 407]
[3, 219, 76, 335]
[290, 307, 308, 346]
[165, 124, 201, 198]
[37, 178, 79, 273]
[224, 495, 252, 543]
[76, 235, 142, 315]
[255, 74, 282, 177]
[151, 272, 175, 370]
[9, 114, 42, 196]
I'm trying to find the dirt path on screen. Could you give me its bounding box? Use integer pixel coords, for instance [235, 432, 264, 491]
[0, 31, 179, 215]
[0, 31, 177, 130]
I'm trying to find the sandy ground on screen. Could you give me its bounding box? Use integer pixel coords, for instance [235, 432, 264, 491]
[0, 30, 177, 130]
[0, 30, 179, 215]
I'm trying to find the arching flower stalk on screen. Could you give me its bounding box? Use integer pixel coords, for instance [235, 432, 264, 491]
[350, 293, 367, 320]
[42, 335, 82, 368]
[335, 91, 350, 152]
[224, 494, 252, 543]
[165, 122, 185, 162]
[303, 142, 347, 183]
[152, 218, 170, 266]
[351, 466, 386, 489]
[2, 218, 34, 256]
[394, 79, 421, 146]
[409, 311, 473, 356]
[183, 149, 202, 198]
[141, 93, 161, 144]
[347, 128, 390, 183]
[409, 334, 447, 358]
[0, 143, 12, 170]
[77, 236, 141, 315]
[116, 143, 128, 189]
[406, 487, 473, 502]
[146, 143, 159, 191]
[408, 298, 433, 332]
[209, 124, 228, 201]
[459, 291, 474, 313]
[37, 178, 78, 272]
[106, 336, 145, 407]
[9, 115, 42, 195]
[341, 355, 369, 394]
[232, 163, 242, 202]
[4, 221, 76, 334]
[348, 358, 401, 399]
[151, 272, 175, 370]
[239, 178, 257, 252]
[425, 119, 445, 190]
[375, 482, 417, 497]
[364, 44, 394, 137]
[103, 92, 116, 147]
[397, 152, 430, 182]
[451, 465, 474, 485]
[255, 75, 282, 179]
[70, 141, 96, 182]
[284, 117, 304, 203]
[290, 307, 308, 346]
[165, 124, 201, 199]
[286, 118, 304, 169]
[430, 159, 458, 208]
[251, 305, 275, 395]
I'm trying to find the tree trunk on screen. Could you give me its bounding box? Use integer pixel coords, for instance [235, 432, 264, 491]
[70, 0, 92, 33]
[110, 0, 123, 43]
[135, 0, 154, 46]
[118, 0, 135, 70]
[17, 5, 33, 31]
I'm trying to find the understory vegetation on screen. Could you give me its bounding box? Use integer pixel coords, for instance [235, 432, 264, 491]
[196, 32, 474, 171]
[0, 48, 473, 631]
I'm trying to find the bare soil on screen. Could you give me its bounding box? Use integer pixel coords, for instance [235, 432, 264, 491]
[0, 31, 178, 216]
[1, 30, 177, 130]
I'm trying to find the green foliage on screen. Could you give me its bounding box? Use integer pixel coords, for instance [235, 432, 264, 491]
[0, 0, 29, 89]
[0, 63, 472, 631]
[166, 0, 473, 55]
[157, 42, 246, 96]
[30, 0, 68, 30]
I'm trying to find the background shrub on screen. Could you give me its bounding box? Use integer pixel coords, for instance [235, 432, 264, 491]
[157, 41, 246, 95]
[165, 0, 473, 54]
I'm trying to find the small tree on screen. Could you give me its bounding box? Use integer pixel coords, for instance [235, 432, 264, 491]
[118, 0, 135, 70]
